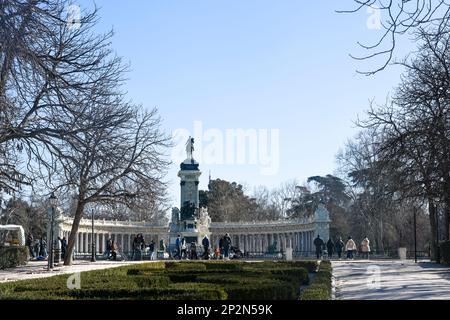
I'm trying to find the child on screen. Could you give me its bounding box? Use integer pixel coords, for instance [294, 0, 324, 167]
[214, 247, 220, 260]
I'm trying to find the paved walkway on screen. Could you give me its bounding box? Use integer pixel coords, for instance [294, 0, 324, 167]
[333, 260, 450, 300]
[0, 260, 150, 283]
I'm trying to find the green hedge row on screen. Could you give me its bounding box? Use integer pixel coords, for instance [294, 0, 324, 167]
[0, 246, 28, 270]
[300, 261, 332, 300]
[5, 287, 228, 300]
[0, 261, 312, 300]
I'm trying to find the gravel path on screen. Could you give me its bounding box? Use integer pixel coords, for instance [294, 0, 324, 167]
[333, 260, 450, 300]
[0, 260, 150, 283]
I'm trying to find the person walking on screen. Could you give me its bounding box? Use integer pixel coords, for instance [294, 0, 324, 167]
[39, 237, 47, 258]
[361, 236, 371, 259]
[346, 236, 357, 260]
[149, 240, 156, 261]
[335, 237, 345, 260]
[34, 239, 41, 259]
[111, 240, 118, 261]
[326, 238, 334, 259]
[174, 235, 181, 260]
[105, 238, 112, 259]
[190, 242, 198, 260]
[314, 235, 325, 259]
[26, 233, 35, 260]
[202, 235, 210, 260]
[181, 237, 188, 260]
[59, 236, 68, 260]
[219, 236, 225, 260]
[138, 234, 146, 259]
[223, 233, 232, 260]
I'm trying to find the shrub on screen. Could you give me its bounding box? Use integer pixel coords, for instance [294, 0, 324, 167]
[300, 284, 330, 300]
[168, 273, 198, 283]
[224, 280, 297, 300]
[0, 246, 28, 269]
[244, 261, 318, 273]
[0, 260, 314, 300]
[440, 241, 450, 265]
[300, 261, 332, 300]
[125, 262, 166, 275]
[270, 268, 309, 285]
[164, 262, 207, 271]
[204, 261, 244, 271]
[133, 275, 171, 288]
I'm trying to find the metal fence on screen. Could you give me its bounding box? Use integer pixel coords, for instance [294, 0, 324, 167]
[73, 248, 430, 261]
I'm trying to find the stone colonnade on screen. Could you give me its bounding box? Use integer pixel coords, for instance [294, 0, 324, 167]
[209, 218, 317, 255]
[57, 216, 168, 255]
[209, 230, 316, 254]
[55, 213, 327, 257]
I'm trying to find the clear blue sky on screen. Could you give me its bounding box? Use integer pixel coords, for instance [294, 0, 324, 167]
[78, 0, 415, 207]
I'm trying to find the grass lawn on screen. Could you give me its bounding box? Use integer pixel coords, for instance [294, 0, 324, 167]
[0, 260, 321, 300]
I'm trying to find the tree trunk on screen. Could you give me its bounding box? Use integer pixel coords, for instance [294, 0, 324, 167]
[428, 199, 438, 261]
[64, 202, 86, 266]
[444, 202, 450, 241]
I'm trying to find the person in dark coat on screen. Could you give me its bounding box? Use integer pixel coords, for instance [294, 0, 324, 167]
[335, 237, 344, 259]
[313, 235, 325, 259]
[105, 238, 112, 259]
[59, 236, 68, 260]
[223, 233, 232, 260]
[202, 235, 210, 260]
[326, 239, 334, 259]
[219, 237, 225, 259]
[26, 233, 35, 259]
[174, 235, 181, 260]
[189, 242, 198, 260]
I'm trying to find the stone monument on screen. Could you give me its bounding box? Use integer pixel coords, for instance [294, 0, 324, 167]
[169, 137, 211, 249]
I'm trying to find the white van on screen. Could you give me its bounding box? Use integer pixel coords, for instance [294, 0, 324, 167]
[0, 225, 26, 246]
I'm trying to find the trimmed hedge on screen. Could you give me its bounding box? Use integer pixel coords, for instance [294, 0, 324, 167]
[164, 262, 207, 271]
[0, 246, 28, 269]
[0, 261, 313, 300]
[300, 261, 332, 300]
[204, 261, 244, 271]
[441, 241, 450, 265]
[224, 281, 298, 300]
[244, 261, 318, 273]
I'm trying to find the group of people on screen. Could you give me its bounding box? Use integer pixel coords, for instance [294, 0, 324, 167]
[26, 233, 47, 260]
[130, 234, 158, 261]
[216, 233, 233, 260]
[173, 233, 234, 260]
[105, 238, 119, 260]
[174, 235, 201, 260]
[314, 235, 371, 260]
[26, 233, 69, 261]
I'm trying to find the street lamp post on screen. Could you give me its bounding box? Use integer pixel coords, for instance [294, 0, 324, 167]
[436, 208, 441, 264]
[91, 209, 96, 262]
[48, 193, 57, 270]
[413, 206, 417, 263]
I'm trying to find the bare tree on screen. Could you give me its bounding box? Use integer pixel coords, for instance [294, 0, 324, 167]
[1, 1, 126, 193]
[339, 0, 450, 74]
[348, 25, 450, 258]
[45, 105, 171, 265]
